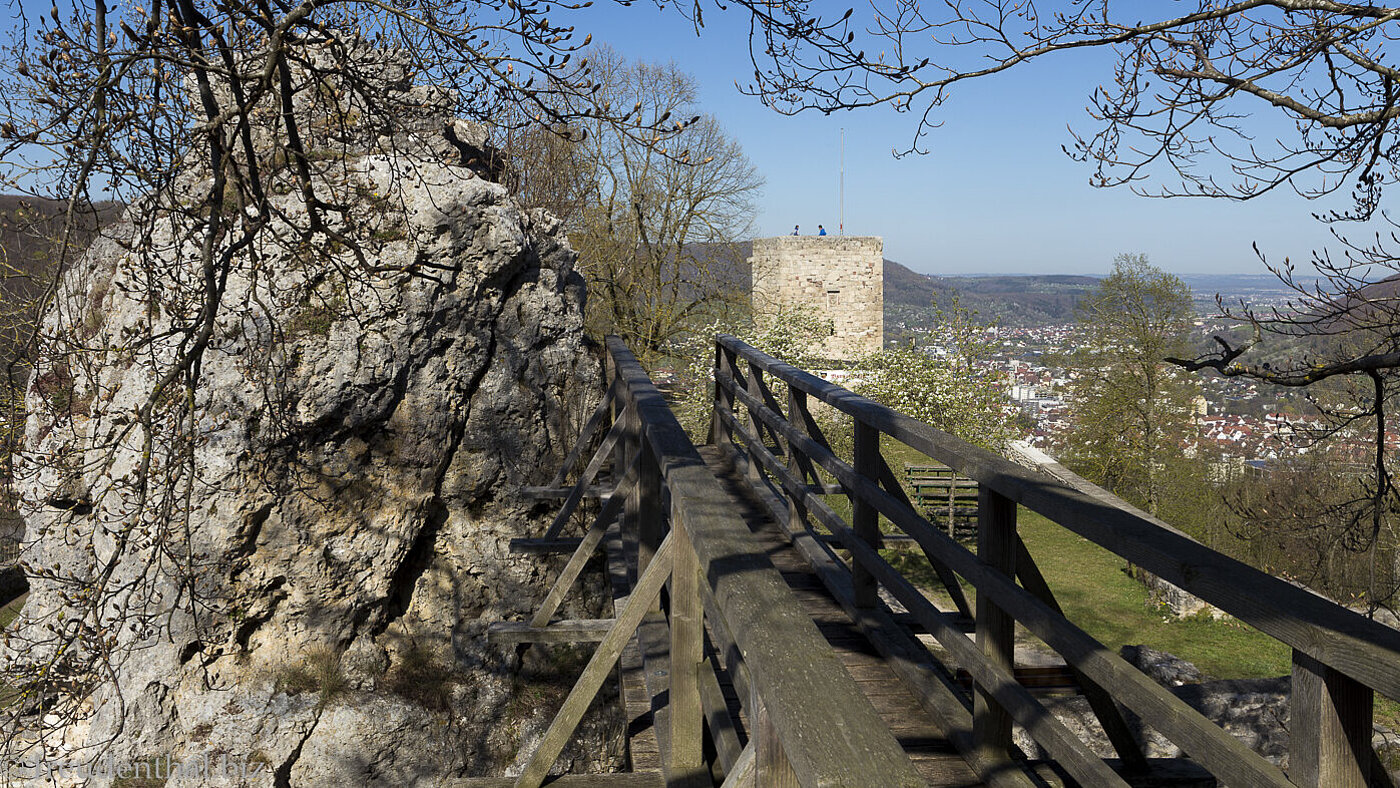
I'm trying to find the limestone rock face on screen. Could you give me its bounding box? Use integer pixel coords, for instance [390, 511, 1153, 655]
[5, 53, 610, 784]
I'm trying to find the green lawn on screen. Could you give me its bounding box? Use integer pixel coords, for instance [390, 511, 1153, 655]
[1015, 508, 1290, 679]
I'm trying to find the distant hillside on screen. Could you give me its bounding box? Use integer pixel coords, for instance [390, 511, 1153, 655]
[884, 259, 1099, 332]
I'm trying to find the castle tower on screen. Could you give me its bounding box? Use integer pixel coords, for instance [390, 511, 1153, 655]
[749, 236, 884, 360]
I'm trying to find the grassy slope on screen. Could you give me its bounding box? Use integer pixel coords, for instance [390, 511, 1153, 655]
[1016, 508, 1290, 679]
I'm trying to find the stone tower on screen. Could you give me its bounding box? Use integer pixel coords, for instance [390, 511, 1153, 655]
[750, 235, 884, 360]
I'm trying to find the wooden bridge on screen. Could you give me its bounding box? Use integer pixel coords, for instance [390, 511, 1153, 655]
[465, 334, 1400, 788]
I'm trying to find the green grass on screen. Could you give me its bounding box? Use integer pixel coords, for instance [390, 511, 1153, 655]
[1015, 508, 1290, 679]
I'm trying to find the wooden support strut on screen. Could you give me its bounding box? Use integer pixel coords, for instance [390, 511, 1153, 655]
[529, 452, 642, 629]
[541, 401, 636, 542]
[549, 378, 619, 488]
[514, 533, 677, 788]
[714, 375, 1284, 787]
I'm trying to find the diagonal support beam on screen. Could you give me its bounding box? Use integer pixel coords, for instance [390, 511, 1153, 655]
[876, 452, 973, 620]
[1016, 535, 1149, 773]
[515, 533, 676, 788]
[549, 379, 619, 488]
[530, 452, 643, 628]
[542, 401, 636, 541]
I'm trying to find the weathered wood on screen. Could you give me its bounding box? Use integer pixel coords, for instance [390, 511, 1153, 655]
[750, 363, 788, 456]
[607, 337, 924, 788]
[510, 537, 585, 554]
[753, 694, 799, 788]
[719, 742, 755, 788]
[785, 386, 811, 540]
[974, 487, 1017, 766]
[487, 619, 617, 644]
[520, 486, 613, 501]
[1291, 649, 1373, 788]
[716, 385, 1287, 787]
[549, 378, 619, 488]
[716, 445, 1047, 788]
[744, 365, 766, 490]
[668, 518, 706, 787]
[636, 436, 663, 582]
[530, 454, 641, 628]
[715, 334, 1400, 702]
[698, 655, 746, 779]
[515, 534, 676, 788]
[542, 402, 635, 541]
[851, 419, 882, 609]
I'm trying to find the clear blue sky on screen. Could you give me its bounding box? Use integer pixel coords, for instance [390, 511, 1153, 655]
[2, 1, 1373, 278]
[579, 2, 1371, 278]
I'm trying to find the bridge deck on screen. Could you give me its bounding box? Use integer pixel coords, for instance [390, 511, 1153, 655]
[697, 446, 984, 787]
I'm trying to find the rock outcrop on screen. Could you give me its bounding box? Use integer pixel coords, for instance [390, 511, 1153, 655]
[4, 44, 612, 785]
[1013, 645, 1400, 784]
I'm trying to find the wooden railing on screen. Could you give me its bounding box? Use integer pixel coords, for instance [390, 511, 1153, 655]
[496, 336, 925, 788]
[711, 333, 1400, 788]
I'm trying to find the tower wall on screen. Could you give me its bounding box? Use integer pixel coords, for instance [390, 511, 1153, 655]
[750, 236, 884, 360]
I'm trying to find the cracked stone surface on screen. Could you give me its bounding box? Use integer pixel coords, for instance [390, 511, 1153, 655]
[5, 48, 614, 785]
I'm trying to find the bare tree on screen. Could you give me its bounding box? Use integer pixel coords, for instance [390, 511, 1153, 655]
[563, 47, 763, 361]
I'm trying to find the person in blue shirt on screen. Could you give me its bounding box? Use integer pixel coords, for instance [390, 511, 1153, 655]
[792, 225, 799, 235]
[818, 225, 827, 236]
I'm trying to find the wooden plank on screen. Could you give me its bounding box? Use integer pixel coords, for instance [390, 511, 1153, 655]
[1016, 537, 1148, 770]
[851, 419, 882, 609]
[698, 656, 746, 779]
[712, 442, 1029, 788]
[879, 450, 973, 620]
[715, 334, 1400, 702]
[511, 537, 585, 554]
[608, 337, 924, 788]
[719, 742, 755, 788]
[718, 374, 1294, 788]
[785, 386, 811, 542]
[452, 774, 664, 787]
[753, 694, 799, 788]
[487, 619, 616, 643]
[520, 486, 613, 501]
[714, 438, 1133, 788]
[1291, 648, 1373, 788]
[515, 534, 675, 788]
[974, 487, 1016, 766]
[603, 526, 661, 774]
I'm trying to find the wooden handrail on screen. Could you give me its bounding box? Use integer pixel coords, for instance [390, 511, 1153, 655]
[605, 336, 924, 788]
[715, 333, 1400, 698]
[715, 378, 1294, 787]
[714, 332, 1400, 788]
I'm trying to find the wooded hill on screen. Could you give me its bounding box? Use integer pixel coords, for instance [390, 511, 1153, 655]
[884, 258, 1100, 334]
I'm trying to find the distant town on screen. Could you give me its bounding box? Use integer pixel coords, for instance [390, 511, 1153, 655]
[891, 271, 1375, 474]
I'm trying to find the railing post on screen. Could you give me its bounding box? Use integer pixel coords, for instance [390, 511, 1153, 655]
[636, 439, 663, 582]
[710, 340, 733, 450]
[852, 419, 882, 609]
[786, 386, 810, 536]
[745, 365, 765, 488]
[669, 515, 706, 787]
[1290, 649, 1373, 788]
[753, 691, 799, 787]
[973, 487, 1017, 764]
